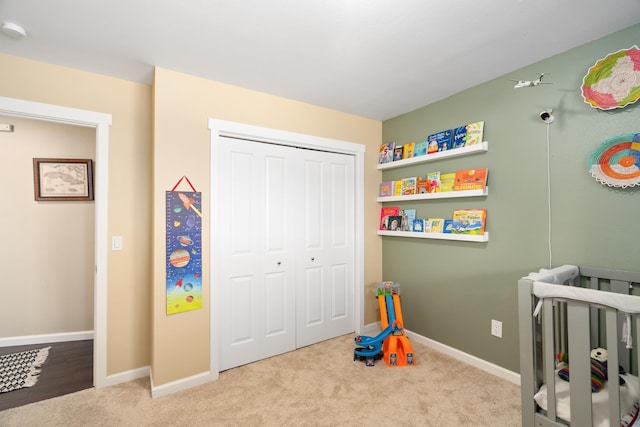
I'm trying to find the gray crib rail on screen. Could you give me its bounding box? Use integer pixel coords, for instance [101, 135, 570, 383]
[519, 265, 640, 427]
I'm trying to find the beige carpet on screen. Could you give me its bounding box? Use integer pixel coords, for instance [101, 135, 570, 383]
[0, 334, 521, 426]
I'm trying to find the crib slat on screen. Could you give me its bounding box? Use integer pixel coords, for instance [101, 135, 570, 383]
[605, 308, 621, 423]
[567, 301, 592, 426]
[543, 299, 557, 420]
[589, 277, 599, 347]
[611, 279, 632, 373]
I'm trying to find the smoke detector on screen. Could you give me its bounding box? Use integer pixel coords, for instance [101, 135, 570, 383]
[1, 22, 27, 39]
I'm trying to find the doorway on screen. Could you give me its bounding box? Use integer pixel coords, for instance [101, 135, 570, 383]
[209, 119, 365, 376]
[0, 96, 111, 388]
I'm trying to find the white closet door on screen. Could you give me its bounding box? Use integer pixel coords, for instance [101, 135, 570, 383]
[218, 137, 300, 371]
[218, 136, 355, 370]
[296, 150, 355, 347]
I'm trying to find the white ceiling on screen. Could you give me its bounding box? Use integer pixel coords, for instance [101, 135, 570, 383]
[1, 1, 639, 121]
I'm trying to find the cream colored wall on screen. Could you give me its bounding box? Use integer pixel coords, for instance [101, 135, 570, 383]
[0, 53, 152, 375]
[0, 116, 94, 336]
[152, 67, 382, 385]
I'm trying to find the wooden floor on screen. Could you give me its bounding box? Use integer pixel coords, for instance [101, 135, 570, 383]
[0, 340, 93, 411]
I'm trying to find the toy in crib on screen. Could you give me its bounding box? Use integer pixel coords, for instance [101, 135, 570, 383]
[556, 347, 626, 392]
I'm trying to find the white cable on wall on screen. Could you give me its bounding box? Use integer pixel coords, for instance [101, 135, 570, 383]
[546, 122, 552, 269]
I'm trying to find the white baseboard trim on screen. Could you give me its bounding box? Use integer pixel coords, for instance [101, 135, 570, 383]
[150, 370, 218, 399]
[362, 323, 520, 386]
[103, 366, 150, 388]
[0, 331, 94, 347]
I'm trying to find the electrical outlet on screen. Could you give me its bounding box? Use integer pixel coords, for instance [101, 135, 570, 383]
[491, 319, 502, 338]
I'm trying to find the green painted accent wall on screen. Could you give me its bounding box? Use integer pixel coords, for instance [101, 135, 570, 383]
[381, 24, 640, 373]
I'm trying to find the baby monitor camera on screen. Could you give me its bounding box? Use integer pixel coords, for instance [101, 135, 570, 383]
[539, 109, 554, 124]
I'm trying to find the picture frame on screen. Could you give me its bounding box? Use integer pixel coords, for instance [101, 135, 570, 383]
[33, 158, 94, 201]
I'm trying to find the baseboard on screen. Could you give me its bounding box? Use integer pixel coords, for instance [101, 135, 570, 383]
[103, 366, 150, 388]
[362, 323, 520, 385]
[150, 370, 218, 399]
[0, 330, 94, 347]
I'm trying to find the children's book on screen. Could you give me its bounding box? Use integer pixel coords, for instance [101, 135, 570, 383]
[452, 121, 485, 148]
[379, 206, 399, 230]
[414, 140, 428, 157]
[417, 178, 431, 194]
[443, 219, 453, 233]
[403, 142, 416, 159]
[451, 209, 487, 235]
[394, 180, 403, 196]
[401, 209, 416, 231]
[413, 219, 425, 232]
[427, 130, 453, 153]
[378, 141, 395, 164]
[379, 181, 394, 197]
[426, 171, 441, 193]
[387, 215, 403, 231]
[401, 177, 417, 195]
[440, 172, 456, 192]
[426, 218, 445, 233]
[453, 168, 488, 191]
[393, 145, 404, 161]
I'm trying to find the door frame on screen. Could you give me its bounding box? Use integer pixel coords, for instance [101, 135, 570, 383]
[209, 118, 365, 377]
[0, 96, 111, 388]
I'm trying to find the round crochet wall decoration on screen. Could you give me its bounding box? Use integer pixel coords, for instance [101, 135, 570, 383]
[589, 132, 640, 188]
[581, 46, 640, 110]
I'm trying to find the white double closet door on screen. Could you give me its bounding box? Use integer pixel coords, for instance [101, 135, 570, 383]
[218, 136, 355, 371]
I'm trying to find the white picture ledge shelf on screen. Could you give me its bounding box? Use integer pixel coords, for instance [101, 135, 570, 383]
[377, 141, 488, 170]
[377, 230, 489, 242]
[377, 187, 488, 202]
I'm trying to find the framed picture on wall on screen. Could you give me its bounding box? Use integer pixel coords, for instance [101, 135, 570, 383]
[33, 158, 94, 201]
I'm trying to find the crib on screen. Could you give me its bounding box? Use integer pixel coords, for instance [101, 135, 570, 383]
[519, 265, 640, 426]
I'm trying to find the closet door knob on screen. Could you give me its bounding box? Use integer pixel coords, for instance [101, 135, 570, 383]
[277, 261, 282, 265]
[311, 257, 315, 261]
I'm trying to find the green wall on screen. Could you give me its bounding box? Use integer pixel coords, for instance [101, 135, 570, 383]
[381, 24, 640, 372]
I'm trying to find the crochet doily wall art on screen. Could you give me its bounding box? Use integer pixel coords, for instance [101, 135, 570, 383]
[589, 132, 640, 188]
[581, 46, 640, 110]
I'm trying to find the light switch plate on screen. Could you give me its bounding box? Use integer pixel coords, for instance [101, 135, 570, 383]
[112, 236, 123, 251]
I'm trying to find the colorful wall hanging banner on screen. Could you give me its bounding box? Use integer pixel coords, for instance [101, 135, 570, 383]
[165, 177, 203, 315]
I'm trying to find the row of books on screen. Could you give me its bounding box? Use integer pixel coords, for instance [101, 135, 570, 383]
[380, 207, 487, 235]
[378, 121, 484, 164]
[379, 168, 488, 196]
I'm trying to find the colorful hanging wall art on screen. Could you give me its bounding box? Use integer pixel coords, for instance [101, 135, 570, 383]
[166, 177, 203, 314]
[588, 132, 640, 188]
[581, 46, 640, 110]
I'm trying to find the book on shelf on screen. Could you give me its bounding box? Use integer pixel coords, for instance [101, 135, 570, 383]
[394, 181, 403, 196]
[440, 172, 456, 192]
[379, 206, 399, 230]
[426, 171, 441, 193]
[401, 177, 417, 195]
[379, 181, 394, 197]
[393, 145, 404, 161]
[443, 219, 453, 233]
[426, 218, 445, 233]
[387, 215, 403, 231]
[415, 140, 428, 157]
[451, 208, 487, 235]
[417, 178, 431, 194]
[401, 209, 416, 231]
[452, 121, 484, 148]
[453, 168, 488, 191]
[427, 129, 453, 154]
[403, 142, 415, 159]
[413, 219, 425, 232]
[378, 141, 395, 164]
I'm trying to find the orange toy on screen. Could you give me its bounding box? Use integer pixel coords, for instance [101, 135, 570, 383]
[378, 283, 415, 367]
